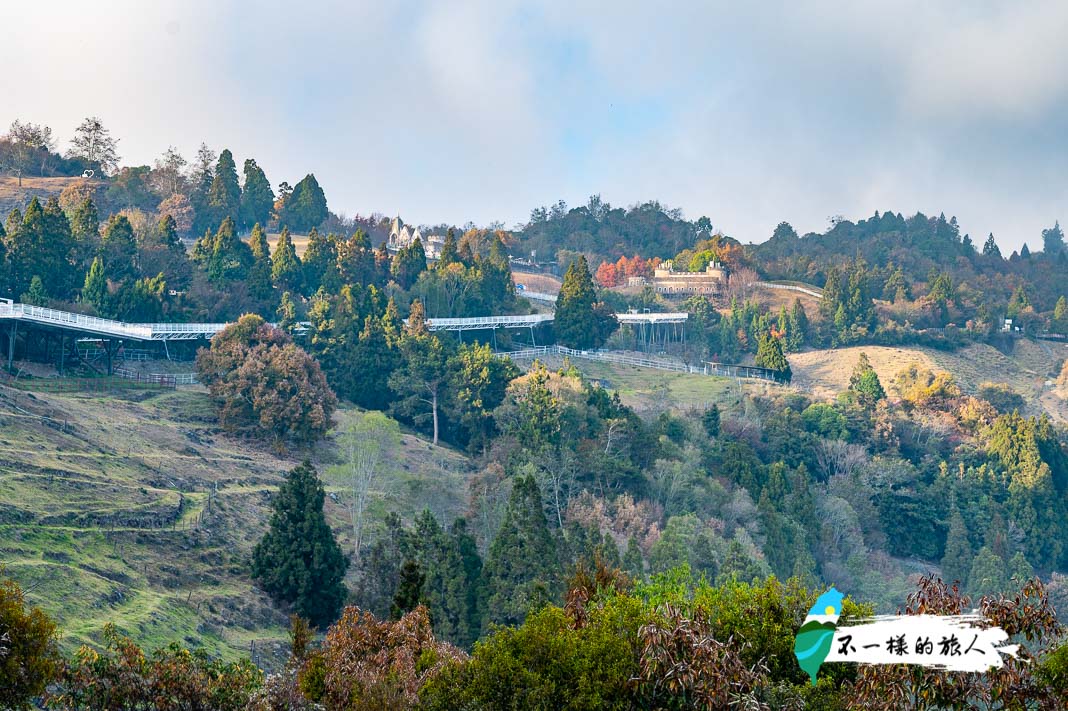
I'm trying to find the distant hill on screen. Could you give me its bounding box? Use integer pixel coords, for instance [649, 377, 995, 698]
[0, 175, 92, 217]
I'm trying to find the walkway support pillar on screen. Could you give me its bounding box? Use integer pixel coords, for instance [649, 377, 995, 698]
[7, 322, 16, 370]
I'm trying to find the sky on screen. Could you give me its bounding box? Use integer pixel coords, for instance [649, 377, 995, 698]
[3, 1, 1068, 251]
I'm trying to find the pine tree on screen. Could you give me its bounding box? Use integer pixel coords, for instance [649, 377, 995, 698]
[246, 223, 274, 302]
[390, 558, 425, 620]
[623, 535, 644, 580]
[276, 291, 297, 331]
[207, 148, 241, 228]
[555, 255, 617, 349]
[8, 198, 78, 299]
[271, 226, 303, 293]
[239, 158, 274, 230]
[941, 507, 972, 588]
[81, 257, 108, 315]
[701, 404, 721, 438]
[755, 333, 791, 382]
[481, 474, 558, 631]
[251, 461, 348, 628]
[69, 197, 100, 260]
[1021, 243, 1031, 258]
[968, 546, 1008, 597]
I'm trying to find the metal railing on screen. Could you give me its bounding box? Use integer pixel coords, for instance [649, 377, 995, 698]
[425, 314, 554, 331]
[754, 281, 824, 299]
[0, 299, 224, 341]
[497, 345, 782, 383]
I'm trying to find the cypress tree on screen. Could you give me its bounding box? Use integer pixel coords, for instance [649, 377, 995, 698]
[271, 226, 302, 293]
[755, 333, 791, 382]
[391, 558, 425, 620]
[555, 255, 617, 349]
[437, 227, 459, 269]
[100, 214, 137, 281]
[982, 233, 1002, 259]
[481, 474, 558, 631]
[239, 158, 274, 230]
[451, 518, 483, 644]
[246, 223, 274, 302]
[281, 174, 328, 232]
[788, 298, 808, 350]
[252, 461, 348, 628]
[301, 228, 339, 295]
[415, 510, 473, 645]
[390, 237, 427, 290]
[849, 352, 886, 406]
[21, 276, 48, 306]
[207, 148, 241, 228]
[206, 216, 253, 283]
[940, 507, 972, 588]
[82, 257, 108, 315]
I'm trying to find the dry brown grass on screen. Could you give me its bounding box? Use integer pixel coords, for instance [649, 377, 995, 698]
[0, 175, 91, 216]
[514, 272, 562, 294]
[789, 338, 1068, 422]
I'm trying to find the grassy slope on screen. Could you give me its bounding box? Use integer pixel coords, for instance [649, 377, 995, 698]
[0, 176, 88, 217]
[0, 383, 470, 668]
[789, 338, 1068, 420]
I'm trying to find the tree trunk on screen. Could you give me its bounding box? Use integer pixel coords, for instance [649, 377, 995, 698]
[431, 389, 439, 445]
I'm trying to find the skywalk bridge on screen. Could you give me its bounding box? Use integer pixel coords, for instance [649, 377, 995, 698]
[0, 297, 690, 373]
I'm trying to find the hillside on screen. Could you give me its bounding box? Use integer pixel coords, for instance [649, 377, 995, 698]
[0, 175, 89, 216]
[0, 381, 471, 668]
[789, 338, 1068, 420]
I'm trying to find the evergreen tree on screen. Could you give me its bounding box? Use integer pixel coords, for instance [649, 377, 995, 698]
[1053, 296, 1068, 335]
[415, 511, 473, 645]
[271, 226, 303, 293]
[276, 291, 297, 331]
[204, 217, 253, 283]
[81, 257, 108, 315]
[301, 228, 340, 295]
[281, 174, 328, 232]
[246, 223, 274, 302]
[207, 148, 241, 228]
[251, 461, 348, 628]
[8, 198, 78, 299]
[69, 197, 100, 262]
[623, 535, 644, 580]
[968, 546, 1008, 597]
[1041, 221, 1065, 257]
[21, 275, 47, 306]
[390, 558, 425, 620]
[190, 143, 216, 236]
[390, 237, 427, 290]
[982, 233, 1002, 259]
[701, 404, 721, 438]
[555, 255, 617, 349]
[451, 518, 484, 643]
[1009, 551, 1034, 585]
[940, 507, 972, 588]
[100, 214, 137, 280]
[481, 475, 558, 631]
[239, 158, 275, 230]
[848, 352, 886, 406]
[437, 227, 459, 269]
[787, 299, 809, 350]
[1021, 243, 1031, 259]
[755, 333, 791, 382]
[389, 311, 450, 445]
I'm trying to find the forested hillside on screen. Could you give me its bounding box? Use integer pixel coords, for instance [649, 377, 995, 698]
[2, 117, 1068, 708]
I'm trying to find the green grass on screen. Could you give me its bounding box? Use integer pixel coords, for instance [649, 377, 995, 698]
[0, 383, 476, 668]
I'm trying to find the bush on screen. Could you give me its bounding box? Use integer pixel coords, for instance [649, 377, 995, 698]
[0, 572, 60, 710]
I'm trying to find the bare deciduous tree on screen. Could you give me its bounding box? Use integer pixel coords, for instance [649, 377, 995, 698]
[331, 411, 400, 560]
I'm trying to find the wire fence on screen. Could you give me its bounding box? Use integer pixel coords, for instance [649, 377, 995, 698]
[497, 345, 783, 383]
